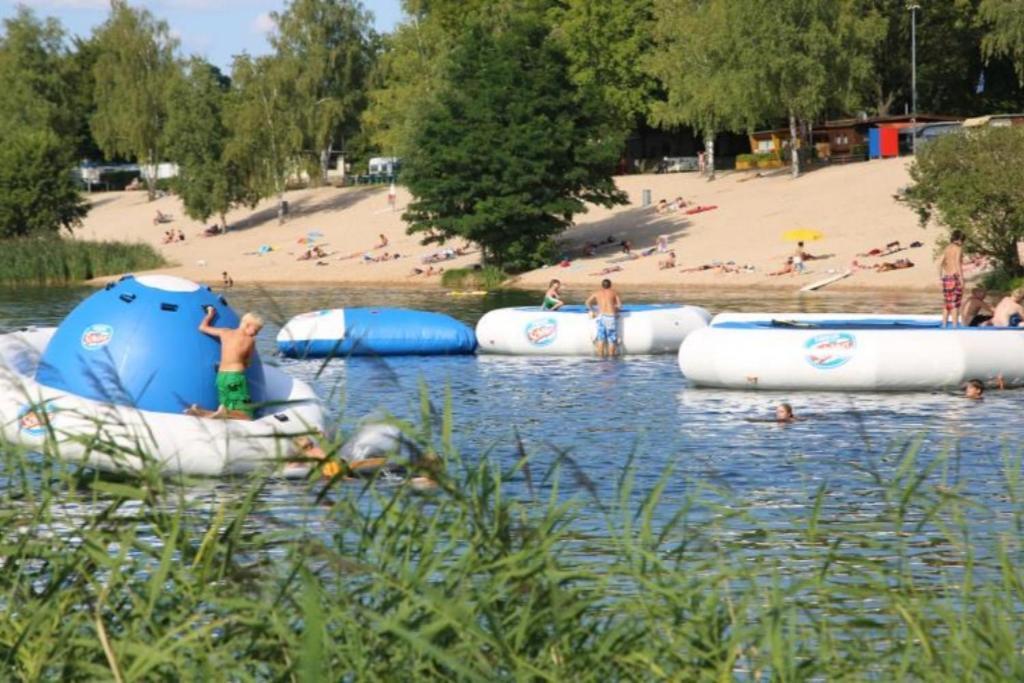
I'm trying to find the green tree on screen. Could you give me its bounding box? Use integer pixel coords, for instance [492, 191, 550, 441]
[0, 8, 72, 134]
[737, 0, 882, 178]
[224, 54, 303, 224]
[553, 0, 657, 131]
[164, 58, 248, 229]
[981, 0, 1024, 85]
[401, 17, 626, 270]
[91, 0, 177, 200]
[270, 0, 375, 184]
[648, 0, 754, 180]
[0, 7, 89, 238]
[0, 126, 88, 239]
[906, 127, 1024, 275]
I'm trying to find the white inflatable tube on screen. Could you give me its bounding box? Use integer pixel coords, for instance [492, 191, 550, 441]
[679, 313, 1024, 391]
[0, 328, 326, 477]
[476, 304, 711, 355]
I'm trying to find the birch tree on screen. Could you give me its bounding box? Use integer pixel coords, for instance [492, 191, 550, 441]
[91, 0, 177, 200]
[270, 0, 374, 184]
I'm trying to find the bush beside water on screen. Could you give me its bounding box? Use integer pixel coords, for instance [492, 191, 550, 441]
[0, 237, 166, 285]
[0, 394, 1022, 680]
[440, 266, 507, 291]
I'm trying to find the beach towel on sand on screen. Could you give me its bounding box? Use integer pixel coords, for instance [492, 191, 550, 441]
[685, 205, 718, 215]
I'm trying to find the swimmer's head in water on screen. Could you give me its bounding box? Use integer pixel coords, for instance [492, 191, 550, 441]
[965, 379, 984, 399]
[775, 403, 794, 421]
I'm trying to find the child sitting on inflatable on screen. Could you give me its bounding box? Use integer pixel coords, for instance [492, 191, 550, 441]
[992, 288, 1024, 327]
[186, 308, 264, 419]
[542, 279, 564, 310]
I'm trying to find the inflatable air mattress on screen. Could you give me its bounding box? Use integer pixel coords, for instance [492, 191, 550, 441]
[679, 313, 1024, 390]
[277, 308, 477, 357]
[476, 304, 711, 355]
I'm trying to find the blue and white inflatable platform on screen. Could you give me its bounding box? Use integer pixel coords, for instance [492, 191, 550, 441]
[0, 275, 325, 476]
[277, 308, 477, 358]
[679, 312, 1024, 391]
[475, 304, 711, 355]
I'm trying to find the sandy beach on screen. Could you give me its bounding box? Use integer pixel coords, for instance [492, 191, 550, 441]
[77, 157, 957, 294]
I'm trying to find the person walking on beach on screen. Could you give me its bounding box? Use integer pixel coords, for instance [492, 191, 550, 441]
[940, 230, 965, 328]
[186, 308, 263, 419]
[585, 279, 622, 357]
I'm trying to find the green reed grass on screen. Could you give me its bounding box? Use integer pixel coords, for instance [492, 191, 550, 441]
[440, 266, 507, 291]
[0, 391, 1022, 680]
[0, 237, 166, 286]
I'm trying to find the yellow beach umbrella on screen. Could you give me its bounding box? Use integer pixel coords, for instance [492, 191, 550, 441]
[782, 228, 823, 242]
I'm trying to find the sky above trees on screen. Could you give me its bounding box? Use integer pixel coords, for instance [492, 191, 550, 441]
[0, 0, 402, 71]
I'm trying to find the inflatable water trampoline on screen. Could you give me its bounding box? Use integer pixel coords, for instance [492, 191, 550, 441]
[476, 304, 711, 355]
[678, 313, 1024, 391]
[0, 275, 325, 476]
[277, 308, 476, 358]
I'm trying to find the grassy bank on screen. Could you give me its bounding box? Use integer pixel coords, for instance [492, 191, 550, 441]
[0, 237, 166, 285]
[0, 403, 1022, 680]
[440, 265, 507, 290]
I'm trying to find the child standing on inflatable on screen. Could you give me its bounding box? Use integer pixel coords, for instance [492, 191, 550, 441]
[585, 279, 622, 358]
[939, 231, 965, 328]
[187, 308, 264, 419]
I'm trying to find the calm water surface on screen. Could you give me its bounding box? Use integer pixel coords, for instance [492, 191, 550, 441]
[1, 284, 1020, 548]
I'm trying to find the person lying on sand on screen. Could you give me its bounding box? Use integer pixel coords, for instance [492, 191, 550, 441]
[375, 233, 389, 249]
[962, 286, 994, 326]
[161, 230, 174, 244]
[992, 288, 1024, 327]
[589, 265, 623, 276]
[874, 258, 914, 272]
[408, 265, 444, 277]
[201, 224, 222, 237]
[857, 240, 906, 258]
[298, 245, 327, 261]
[153, 210, 172, 225]
[658, 251, 676, 270]
[769, 257, 797, 276]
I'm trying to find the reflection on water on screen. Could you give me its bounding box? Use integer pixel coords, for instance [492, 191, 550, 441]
[1, 284, 1018, 550]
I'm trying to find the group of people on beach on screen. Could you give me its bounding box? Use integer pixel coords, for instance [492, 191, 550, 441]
[941, 230, 1024, 328]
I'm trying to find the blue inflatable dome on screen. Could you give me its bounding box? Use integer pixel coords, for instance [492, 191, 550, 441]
[36, 274, 265, 415]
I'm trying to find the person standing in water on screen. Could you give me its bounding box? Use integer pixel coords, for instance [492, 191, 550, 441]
[585, 278, 622, 357]
[542, 279, 564, 310]
[186, 308, 263, 419]
[940, 230, 965, 328]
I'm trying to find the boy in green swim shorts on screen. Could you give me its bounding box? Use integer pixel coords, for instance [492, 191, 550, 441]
[186, 309, 264, 419]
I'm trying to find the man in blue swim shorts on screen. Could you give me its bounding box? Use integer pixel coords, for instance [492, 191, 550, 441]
[585, 278, 622, 357]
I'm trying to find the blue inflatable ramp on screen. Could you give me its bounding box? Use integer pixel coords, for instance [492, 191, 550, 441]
[276, 308, 477, 357]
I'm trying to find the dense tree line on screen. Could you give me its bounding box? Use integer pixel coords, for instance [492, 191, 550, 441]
[2, 0, 1023, 265]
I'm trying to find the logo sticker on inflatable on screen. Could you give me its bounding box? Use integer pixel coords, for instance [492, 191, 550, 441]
[804, 332, 855, 370]
[81, 323, 113, 350]
[18, 404, 54, 437]
[525, 318, 558, 347]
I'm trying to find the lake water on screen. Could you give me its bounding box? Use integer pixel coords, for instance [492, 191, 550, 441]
[2, 284, 1021, 552]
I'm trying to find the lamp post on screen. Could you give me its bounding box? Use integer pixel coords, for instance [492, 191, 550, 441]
[909, 1, 920, 154]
